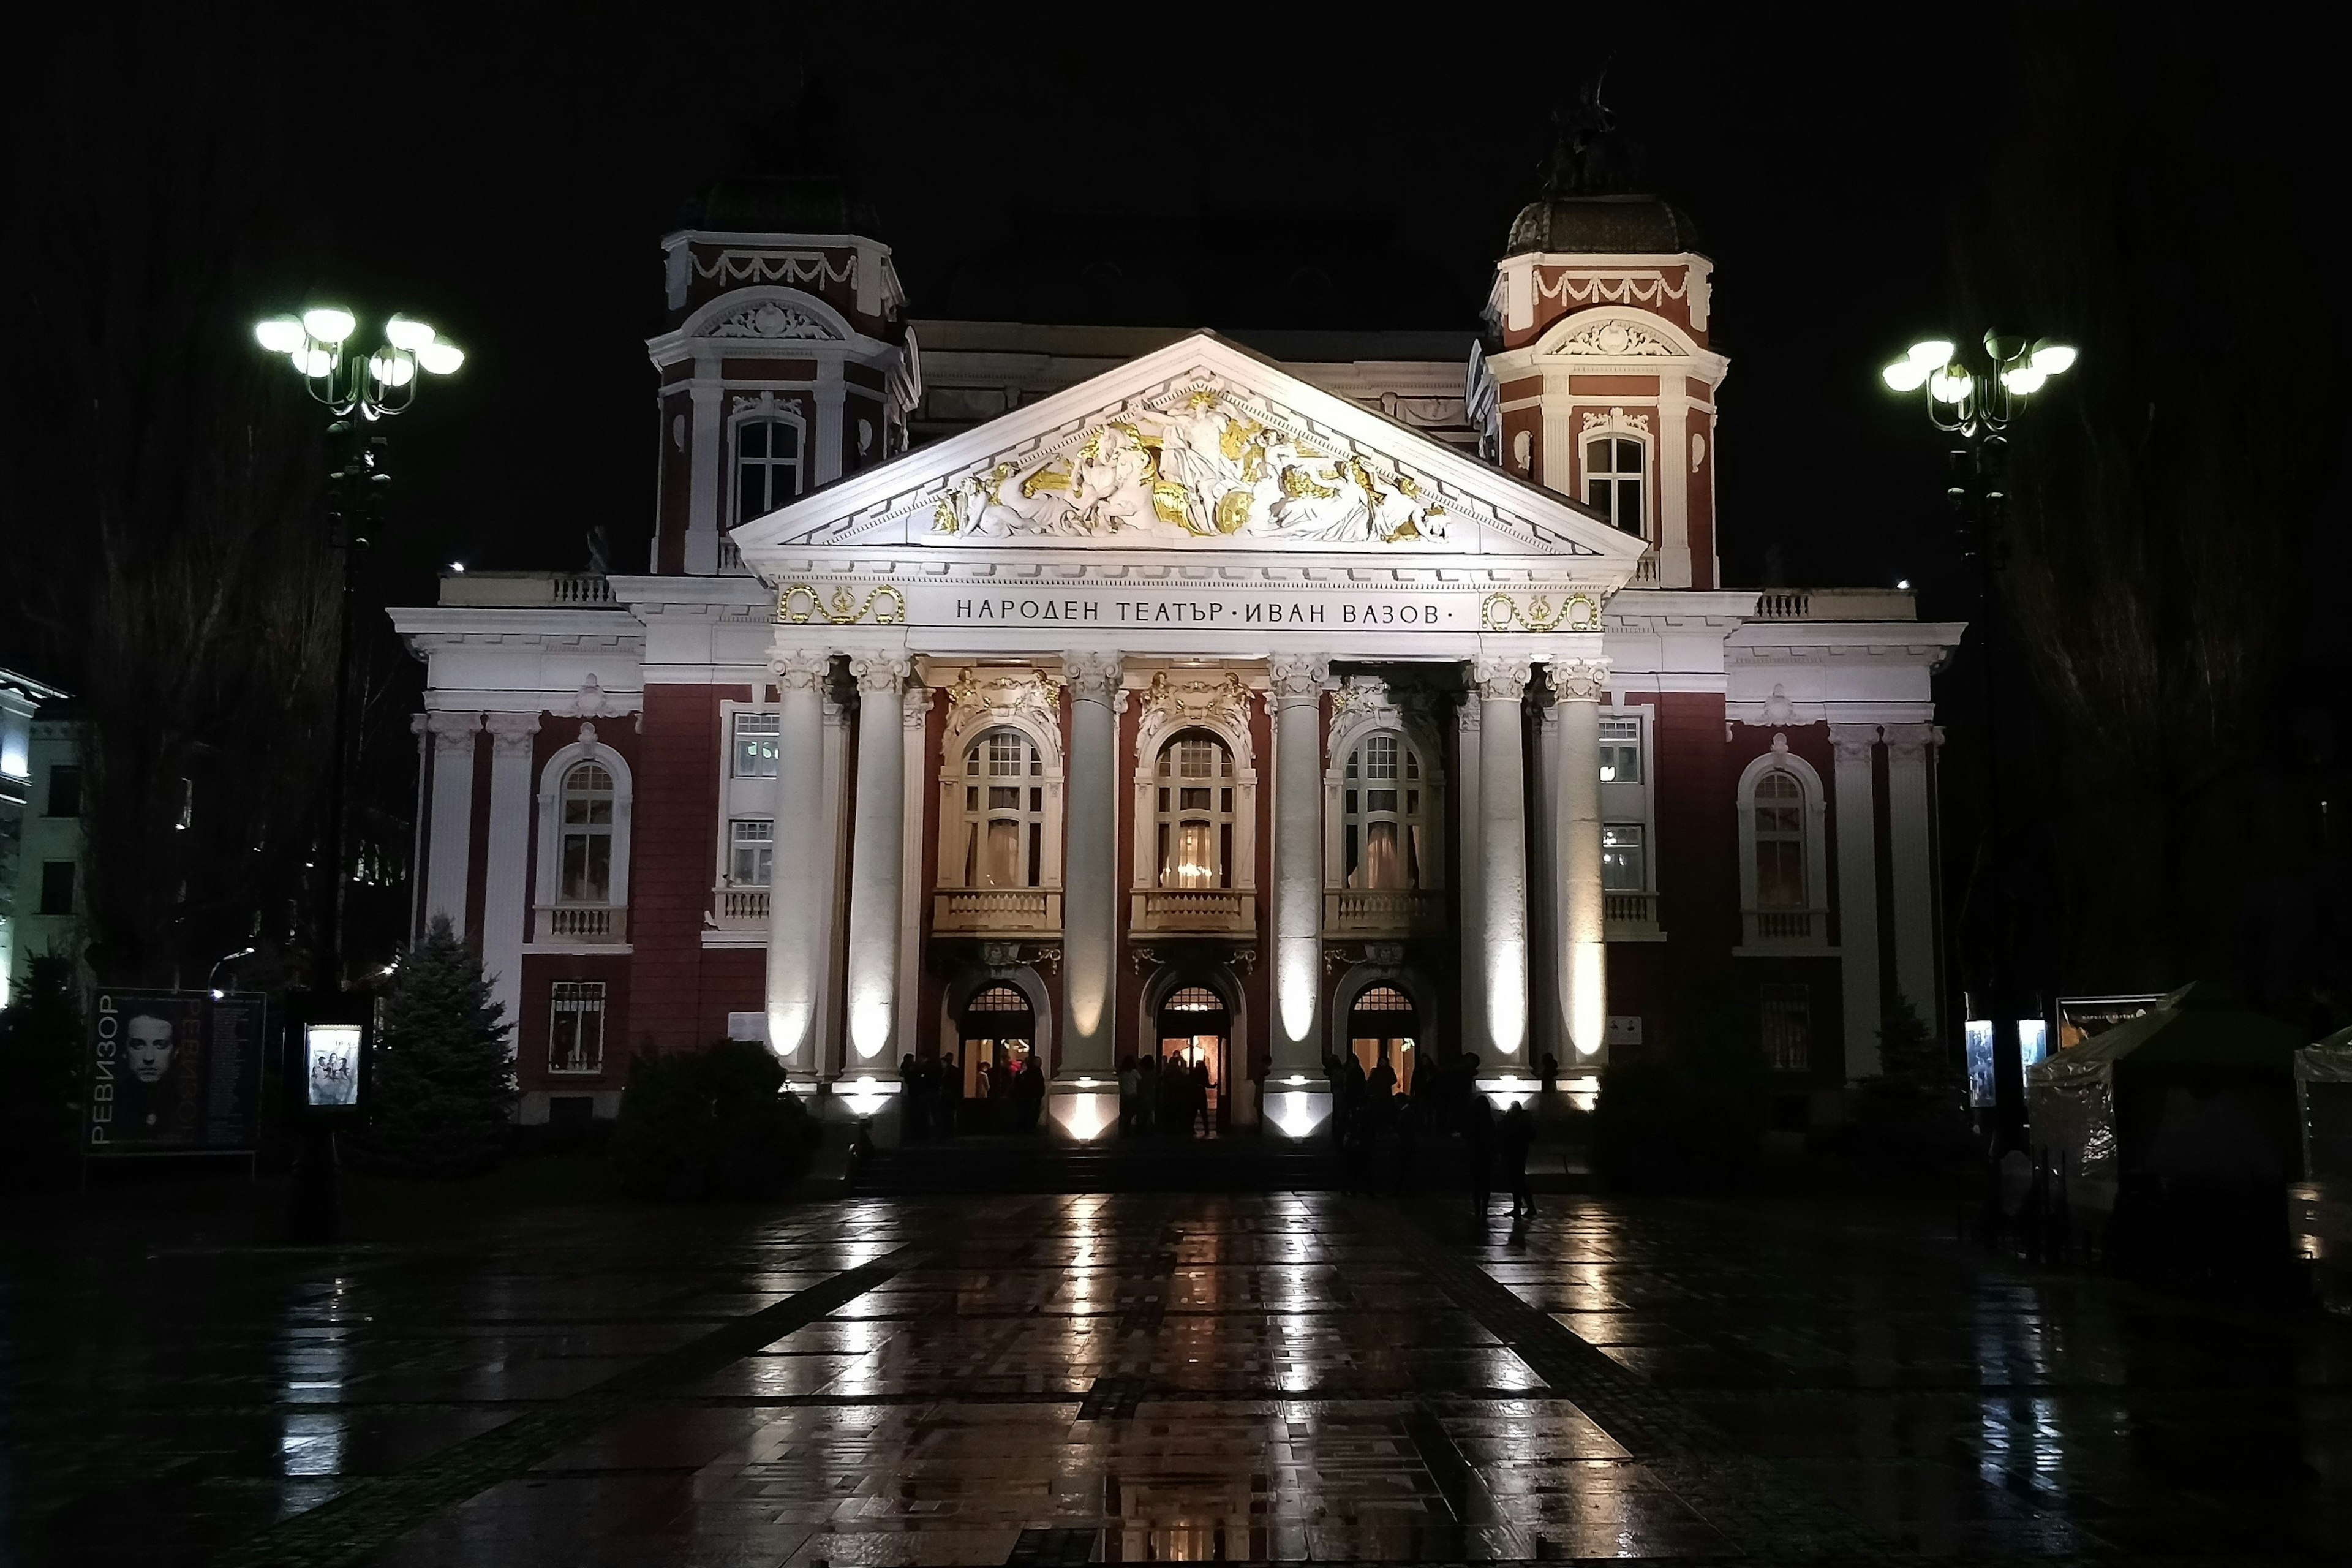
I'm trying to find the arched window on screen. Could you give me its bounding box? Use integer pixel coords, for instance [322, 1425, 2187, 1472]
[559, 762, 615, 903]
[734, 418, 801, 524]
[1155, 730, 1234, 889]
[1342, 732, 1428, 889]
[1751, 770, 1807, 909]
[960, 726, 1045, 888]
[1584, 434, 1646, 537]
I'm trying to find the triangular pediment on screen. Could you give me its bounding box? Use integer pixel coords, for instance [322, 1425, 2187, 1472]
[731, 333, 1646, 576]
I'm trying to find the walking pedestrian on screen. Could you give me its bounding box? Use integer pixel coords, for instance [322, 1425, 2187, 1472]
[938, 1053, 962, 1139]
[1463, 1091, 1495, 1221]
[1497, 1101, 1535, 1219]
[1191, 1058, 1213, 1136]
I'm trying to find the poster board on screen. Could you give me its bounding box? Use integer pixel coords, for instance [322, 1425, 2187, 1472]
[86, 989, 266, 1153]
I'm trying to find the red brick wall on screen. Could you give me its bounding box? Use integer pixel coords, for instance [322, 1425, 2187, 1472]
[627, 684, 744, 1049]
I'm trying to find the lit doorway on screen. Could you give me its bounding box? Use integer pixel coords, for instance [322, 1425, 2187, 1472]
[959, 984, 1035, 1113]
[1348, 984, 1418, 1094]
[1155, 984, 1228, 1135]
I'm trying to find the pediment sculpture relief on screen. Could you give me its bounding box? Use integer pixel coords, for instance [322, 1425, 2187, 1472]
[928, 388, 1449, 547]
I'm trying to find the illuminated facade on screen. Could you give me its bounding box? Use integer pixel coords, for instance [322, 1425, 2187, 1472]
[393, 182, 1960, 1135]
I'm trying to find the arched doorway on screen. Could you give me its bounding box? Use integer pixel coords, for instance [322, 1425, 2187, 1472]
[1347, 984, 1419, 1093]
[1154, 983, 1229, 1134]
[958, 983, 1035, 1104]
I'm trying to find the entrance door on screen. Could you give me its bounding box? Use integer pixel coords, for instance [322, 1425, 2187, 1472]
[959, 984, 1035, 1116]
[1347, 984, 1418, 1094]
[1155, 984, 1228, 1134]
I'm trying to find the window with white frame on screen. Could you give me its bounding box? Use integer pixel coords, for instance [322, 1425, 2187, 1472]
[549, 981, 606, 1074]
[1584, 434, 1646, 537]
[734, 418, 801, 524]
[728, 818, 774, 886]
[558, 762, 616, 904]
[959, 726, 1045, 888]
[732, 712, 780, 777]
[1342, 731, 1428, 889]
[1601, 824, 1646, 891]
[1751, 770, 1807, 909]
[1155, 730, 1234, 889]
[1599, 717, 1642, 783]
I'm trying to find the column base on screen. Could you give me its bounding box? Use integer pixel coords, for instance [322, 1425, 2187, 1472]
[1261, 1081, 1333, 1141]
[1046, 1077, 1121, 1142]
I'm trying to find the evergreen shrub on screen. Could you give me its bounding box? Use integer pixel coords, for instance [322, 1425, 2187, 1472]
[0, 955, 84, 1183]
[609, 1038, 816, 1200]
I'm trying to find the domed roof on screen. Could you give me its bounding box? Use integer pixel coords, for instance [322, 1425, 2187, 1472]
[1504, 192, 1698, 257]
[672, 174, 882, 239]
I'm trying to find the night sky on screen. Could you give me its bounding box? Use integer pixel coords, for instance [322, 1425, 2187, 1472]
[265, 10, 2067, 616]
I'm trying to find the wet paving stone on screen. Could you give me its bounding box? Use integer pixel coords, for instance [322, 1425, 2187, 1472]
[6, 1190, 2352, 1563]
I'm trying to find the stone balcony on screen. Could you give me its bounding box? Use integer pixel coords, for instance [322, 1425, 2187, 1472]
[1605, 889, 1664, 941]
[534, 904, 627, 943]
[1740, 907, 1831, 951]
[711, 887, 769, 930]
[1130, 888, 1255, 937]
[1323, 888, 1444, 938]
[933, 888, 1063, 937]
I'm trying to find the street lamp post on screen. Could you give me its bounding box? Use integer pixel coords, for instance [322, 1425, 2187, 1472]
[254, 307, 462, 989]
[1881, 332, 2076, 1145]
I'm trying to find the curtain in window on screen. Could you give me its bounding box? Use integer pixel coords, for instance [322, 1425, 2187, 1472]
[1362, 822, 1401, 889]
[1168, 821, 1216, 888]
[981, 820, 1022, 887]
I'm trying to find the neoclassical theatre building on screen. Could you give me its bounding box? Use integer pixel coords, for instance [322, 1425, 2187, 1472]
[395, 180, 1961, 1136]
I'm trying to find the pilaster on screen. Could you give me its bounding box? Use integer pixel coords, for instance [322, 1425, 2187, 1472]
[423, 712, 481, 936]
[1882, 723, 1939, 1033]
[480, 713, 540, 1041]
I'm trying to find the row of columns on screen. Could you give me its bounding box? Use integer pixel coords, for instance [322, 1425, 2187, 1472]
[1831, 721, 1941, 1080]
[753, 646, 1613, 1123]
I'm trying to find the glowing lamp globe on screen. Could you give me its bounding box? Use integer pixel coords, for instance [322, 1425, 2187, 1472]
[2030, 340, 2077, 375]
[1907, 339, 1955, 369]
[301, 306, 356, 345]
[1882, 356, 1931, 392]
[254, 316, 306, 354]
[417, 340, 464, 375]
[383, 314, 436, 351]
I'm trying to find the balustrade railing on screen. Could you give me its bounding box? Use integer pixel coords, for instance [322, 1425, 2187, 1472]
[1604, 889, 1661, 938]
[1741, 907, 1826, 947]
[535, 904, 627, 943]
[713, 888, 769, 926]
[933, 888, 1061, 933]
[1324, 888, 1440, 935]
[1132, 888, 1254, 933]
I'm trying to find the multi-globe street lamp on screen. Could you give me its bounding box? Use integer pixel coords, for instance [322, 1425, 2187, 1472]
[254, 306, 462, 987]
[1880, 331, 2075, 1145]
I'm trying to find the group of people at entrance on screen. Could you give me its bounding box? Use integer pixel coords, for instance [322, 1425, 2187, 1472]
[897, 1050, 1045, 1138]
[1327, 1047, 1555, 1219]
[1117, 1051, 1216, 1136]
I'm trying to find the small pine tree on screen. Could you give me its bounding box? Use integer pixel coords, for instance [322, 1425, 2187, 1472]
[0, 954, 86, 1182]
[354, 915, 515, 1176]
[1877, 997, 1949, 1085]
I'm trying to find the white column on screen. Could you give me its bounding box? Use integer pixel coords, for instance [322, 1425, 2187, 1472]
[895, 684, 931, 1058]
[1883, 724, 1940, 1030]
[685, 378, 722, 575]
[815, 694, 850, 1080]
[1455, 695, 1485, 1064]
[815, 361, 846, 485]
[1476, 656, 1532, 1063]
[764, 649, 831, 1074]
[1531, 704, 1562, 1065]
[480, 714, 539, 1036]
[843, 654, 911, 1068]
[1554, 657, 1609, 1061]
[1266, 654, 1332, 1139]
[1054, 651, 1122, 1139]
[1831, 725, 1885, 1079]
[423, 712, 480, 935]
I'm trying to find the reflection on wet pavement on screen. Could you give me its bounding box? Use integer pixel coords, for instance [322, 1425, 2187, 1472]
[5, 1191, 2350, 1563]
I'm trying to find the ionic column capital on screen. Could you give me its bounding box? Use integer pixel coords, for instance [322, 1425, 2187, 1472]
[1549, 656, 1610, 703]
[1266, 654, 1332, 707]
[484, 712, 541, 755]
[1473, 655, 1532, 704]
[771, 647, 832, 691]
[1061, 650, 1125, 704]
[850, 653, 913, 695]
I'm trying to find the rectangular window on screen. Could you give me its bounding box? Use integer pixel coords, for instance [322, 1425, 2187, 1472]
[1760, 983, 1811, 1072]
[1598, 718, 1642, 783]
[733, 712, 781, 778]
[729, 819, 774, 886]
[46, 764, 81, 818]
[38, 860, 74, 916]
[549, 981, 606, 1075]
[1600, 824, 1646, 891]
